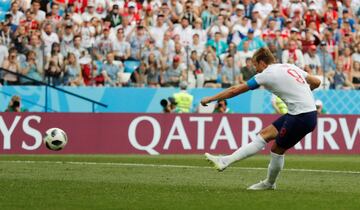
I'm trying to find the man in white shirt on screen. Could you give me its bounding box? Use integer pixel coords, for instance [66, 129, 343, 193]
[304, 45, 322, 75]
[41, 23, 59, 55]
[149, 14, 169, 48]
[253, 0, 273, 19]
[173, 17, 193, 46]
[31, 0, 45, 23]
[10, 2, 24, 26]
[202, 47, 321, 190]
[113, 28, 131, 61]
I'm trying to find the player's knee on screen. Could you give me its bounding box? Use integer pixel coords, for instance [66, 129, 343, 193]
[271, 143, 286, 155]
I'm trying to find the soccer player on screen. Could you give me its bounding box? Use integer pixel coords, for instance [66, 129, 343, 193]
[201, 47, 321, 190]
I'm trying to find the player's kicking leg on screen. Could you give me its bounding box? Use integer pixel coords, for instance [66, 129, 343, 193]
[205, 124, 279, 172]
[247, 111, 317, 190]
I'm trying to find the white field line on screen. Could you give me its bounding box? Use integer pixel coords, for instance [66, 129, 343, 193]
[1, 160, 360, 175]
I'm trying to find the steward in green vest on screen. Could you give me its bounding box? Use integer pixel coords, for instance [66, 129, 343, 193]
[173, 81, 193, 113]
[272, 95, 288, 114]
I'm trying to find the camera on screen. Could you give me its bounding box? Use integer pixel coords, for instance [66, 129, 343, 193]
[160, 97, 177, 108]
[12, 100, 20, 108]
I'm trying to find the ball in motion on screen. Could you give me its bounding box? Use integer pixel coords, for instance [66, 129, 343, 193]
[43, 128, 68, 151]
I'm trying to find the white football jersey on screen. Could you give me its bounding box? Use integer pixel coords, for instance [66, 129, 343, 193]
[254, 63, 316, 115]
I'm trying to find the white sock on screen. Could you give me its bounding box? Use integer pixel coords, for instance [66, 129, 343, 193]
[222, 134, 266, 166]
[265, 152, 285, 185]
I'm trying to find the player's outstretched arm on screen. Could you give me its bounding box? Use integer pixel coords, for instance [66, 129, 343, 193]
[201, 84, 250, 106]
[306, 75, 321, 90]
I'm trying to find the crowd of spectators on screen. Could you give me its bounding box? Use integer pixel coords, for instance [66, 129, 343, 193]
[0, 0, 359, 89]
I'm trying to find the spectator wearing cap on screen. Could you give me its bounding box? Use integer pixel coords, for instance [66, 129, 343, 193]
[207, 32, 228, 57]
[304, 4, 321, 31]
[317, 41, 336, 74]
[230, 4, 244, 24]
[267, 9, 285, 31]
[60, 23, 73, 54]
[105, 4, 122, 28]
[237, 28, 266, 52]
[304, 45, 322, 75]
[82, 2, 98, 23]
[162, 55, 186, 87]
[173, 17, 194, 46]
[123, 1, 141, 25]
[253, 0, 273, 20]
[283, 39, 305, 68]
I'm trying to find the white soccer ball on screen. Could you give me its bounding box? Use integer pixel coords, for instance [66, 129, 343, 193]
[43, 128, 68, 151]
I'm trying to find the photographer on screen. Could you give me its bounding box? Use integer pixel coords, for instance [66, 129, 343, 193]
[5, 95, 27, 112]
[213, 99, 233, 113]
[160, 97, 178, 113]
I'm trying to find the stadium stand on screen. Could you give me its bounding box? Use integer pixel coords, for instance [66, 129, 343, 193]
[0, 0, 359, 90]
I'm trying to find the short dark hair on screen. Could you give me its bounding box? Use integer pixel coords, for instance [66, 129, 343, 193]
[252, 47, 276, 65]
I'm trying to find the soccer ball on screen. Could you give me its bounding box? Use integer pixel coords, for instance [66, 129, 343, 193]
[43, 128, 68, 151]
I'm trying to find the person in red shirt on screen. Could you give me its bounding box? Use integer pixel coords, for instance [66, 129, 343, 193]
[20, 10, 39, 34]
[323, 3, 338, 26]
[304, 5, 321, 31]
[123, 1, 141, 25]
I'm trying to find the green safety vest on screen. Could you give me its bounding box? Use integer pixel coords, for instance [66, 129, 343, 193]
[173, 92, 193, 113]
[275, 96, 288, 114]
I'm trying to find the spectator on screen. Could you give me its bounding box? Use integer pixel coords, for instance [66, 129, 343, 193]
[113, 28, 131, 61]
[317, 41, 336, 74]
[201, 48, 220, 88]
[353, 62, 360, 89]
[304, 45, 322, 75]
[41, 22, 59, 55]
[235, 40, 255, 67]
[315, 100, 328, 114]
[45, 42, 64, 85]
[221, 55, 241, 88]
[240, 57, 257, 82]
[5, 95, 27, 112]
[102, 52, 123, 86]
[237, 29, 266, 52]
[131, 61, 148, 87]
[162, 55, 186, 87]
[282, 40, 305, 69]
[20, 50, 42, 85]
[10, 2, 24, 26]
[329, 61, 354, 89]
[64, 52, 83, 86]
[207, 32, 228, 57]
[2, 48, 21, 85]
[213, 99, 233, 113]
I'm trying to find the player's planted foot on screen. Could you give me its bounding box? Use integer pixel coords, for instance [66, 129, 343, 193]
[205, 153, 228, 171]
[247, 180, 276, 190]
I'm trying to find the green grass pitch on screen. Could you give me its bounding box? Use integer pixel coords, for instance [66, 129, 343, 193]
[1, 155, 360, 210]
